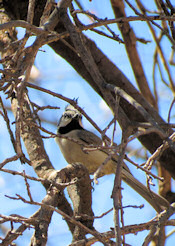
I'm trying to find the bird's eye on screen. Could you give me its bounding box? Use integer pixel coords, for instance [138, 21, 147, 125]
[64, 113, 71, 118]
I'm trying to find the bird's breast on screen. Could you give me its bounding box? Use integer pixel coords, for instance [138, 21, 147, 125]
[56, 136, 116, 175]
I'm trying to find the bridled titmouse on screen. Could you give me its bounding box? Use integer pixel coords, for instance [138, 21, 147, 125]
[56, 104, 169, 212]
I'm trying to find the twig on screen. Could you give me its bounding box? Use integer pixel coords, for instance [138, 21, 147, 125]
[0, 209, 40, 245]
[102, 118, 115, 138]
[168, 97, 175, 123]
[40, 0, 56, 26]
[166, 228, 175, 238]
[32, 102, 60, 113]
[111, 136, 127, 245]
[93, 154, 113, 183]
[125, 156, 164, 182]
[1, 168, 78, 189]
[0, 97, 16, 153]
[5, 194, 109, 244]
[0, 20, 45, 35]
[142, 225, 157, 246]
[91, 28, 123, 42]
[94, 208, 113, 219]
[144, 132, 175, 170]
[0, 155, 19, 169]
[27, 0, 36, 24]
[72, 9, 123, 43]
[91, 204, 143, 221]
[23, 170, 33, 202]
[0, 214, 36, 226]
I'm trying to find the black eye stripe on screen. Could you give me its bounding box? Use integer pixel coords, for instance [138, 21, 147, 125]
[63, 113, 82, 119]
[64, 113, 72, 118]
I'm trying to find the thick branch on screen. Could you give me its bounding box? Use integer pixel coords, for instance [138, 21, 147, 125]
[67, 164, 94, 241]
[110, 0, 157, 108]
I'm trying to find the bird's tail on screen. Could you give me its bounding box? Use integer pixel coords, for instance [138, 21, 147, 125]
[121, 168, 169, 212]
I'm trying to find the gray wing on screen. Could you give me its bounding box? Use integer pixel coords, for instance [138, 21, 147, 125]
[76, 129, 102, 146]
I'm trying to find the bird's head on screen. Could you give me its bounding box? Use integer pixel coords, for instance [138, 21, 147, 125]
[57, 104, 83, 133]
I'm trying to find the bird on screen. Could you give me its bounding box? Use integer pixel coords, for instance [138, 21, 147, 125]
[55, 103, 169, 212]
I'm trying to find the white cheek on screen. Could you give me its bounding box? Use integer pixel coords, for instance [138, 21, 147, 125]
[63, 118, 71, 126]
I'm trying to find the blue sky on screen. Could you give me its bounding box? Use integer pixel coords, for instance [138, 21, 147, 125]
[0, 1, 175, 245]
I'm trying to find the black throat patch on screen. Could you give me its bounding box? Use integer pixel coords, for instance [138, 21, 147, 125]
[58, 119, 83, 134]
